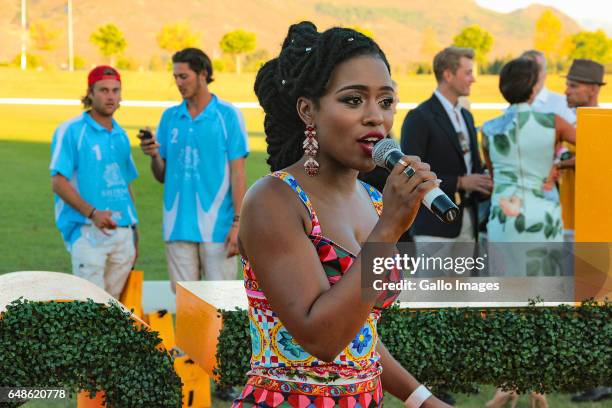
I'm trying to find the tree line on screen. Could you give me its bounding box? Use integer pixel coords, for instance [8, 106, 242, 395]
[10, 11, 612, 74]
[11, 21, 259, 74]
[420, 10, 612, 75]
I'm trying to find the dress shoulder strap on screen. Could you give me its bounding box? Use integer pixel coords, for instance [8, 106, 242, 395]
[269, 171, 322, 236]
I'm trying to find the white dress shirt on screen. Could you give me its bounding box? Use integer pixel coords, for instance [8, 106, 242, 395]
[434, 90, 472, 174]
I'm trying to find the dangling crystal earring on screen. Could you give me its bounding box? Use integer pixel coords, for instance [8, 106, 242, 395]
[303, 125, 319, 176]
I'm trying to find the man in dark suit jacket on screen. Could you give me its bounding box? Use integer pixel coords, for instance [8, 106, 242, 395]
[401, 46, 492, 243]
[400, 46, 493, 407]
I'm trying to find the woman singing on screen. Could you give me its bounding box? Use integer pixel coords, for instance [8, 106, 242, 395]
[233, 22, 451, 408]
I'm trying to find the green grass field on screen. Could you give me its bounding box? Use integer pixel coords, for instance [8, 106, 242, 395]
[0, 139, 269, 278]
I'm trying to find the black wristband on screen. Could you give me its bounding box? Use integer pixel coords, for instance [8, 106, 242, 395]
[88, 208, 96, 219]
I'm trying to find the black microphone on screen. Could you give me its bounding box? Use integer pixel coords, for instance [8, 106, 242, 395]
[372, 139, 460, 224]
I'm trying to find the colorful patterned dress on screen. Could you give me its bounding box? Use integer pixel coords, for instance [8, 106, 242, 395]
[232, 171, 396, 408]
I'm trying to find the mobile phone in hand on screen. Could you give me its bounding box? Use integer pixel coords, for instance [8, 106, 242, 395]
[140, 129, 153, 140]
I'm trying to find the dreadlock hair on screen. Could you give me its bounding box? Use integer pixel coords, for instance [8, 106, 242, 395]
[254, 21, 391, 171]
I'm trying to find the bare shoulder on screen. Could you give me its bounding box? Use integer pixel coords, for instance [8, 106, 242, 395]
[244, 176, 300, 212]
[241, 175, 310, 237]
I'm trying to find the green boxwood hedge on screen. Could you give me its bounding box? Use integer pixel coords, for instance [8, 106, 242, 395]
[215, 300, 611, 394]
[0, 299, 182, 407]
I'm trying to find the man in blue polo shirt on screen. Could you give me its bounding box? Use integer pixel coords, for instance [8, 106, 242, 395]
[140, 48, 248, 292]
[50, 65, 138, 298]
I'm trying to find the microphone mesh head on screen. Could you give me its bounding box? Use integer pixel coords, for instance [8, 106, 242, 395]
[372, 138, 400, 168]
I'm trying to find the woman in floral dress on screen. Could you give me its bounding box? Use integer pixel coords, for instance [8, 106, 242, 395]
[482, 58, 575, 245]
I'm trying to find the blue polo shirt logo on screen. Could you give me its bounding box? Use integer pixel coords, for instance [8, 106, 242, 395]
[178, 146, 201, 181]
[103, 163, 126, 188]
[157, 95, 249, 243]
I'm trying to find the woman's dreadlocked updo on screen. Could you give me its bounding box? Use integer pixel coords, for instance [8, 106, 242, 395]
[254, 21, 391, 171]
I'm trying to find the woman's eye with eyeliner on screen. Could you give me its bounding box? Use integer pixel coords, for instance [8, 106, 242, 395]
[341, 96, 363, 106]
[380, 98, 394, 108]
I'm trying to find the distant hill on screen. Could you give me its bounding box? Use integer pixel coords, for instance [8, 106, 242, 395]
[0, 0, 582, 70]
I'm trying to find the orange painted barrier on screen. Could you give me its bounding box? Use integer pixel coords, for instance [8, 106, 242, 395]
[148, 307, 212, 408]
[174, 356, 212, 408]
[574, 108, 612, 300]
[119, 270, 144, 319]
[175, 282, 240, 377]
[148, 309, 176, 350]
[77, 390, 105, 407]
[175, 282, 249, 407]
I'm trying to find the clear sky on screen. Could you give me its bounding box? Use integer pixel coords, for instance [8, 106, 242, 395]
[476, 0, 612, 25]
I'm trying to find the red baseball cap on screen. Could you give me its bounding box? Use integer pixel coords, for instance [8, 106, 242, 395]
[87, 65, 121, 87]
